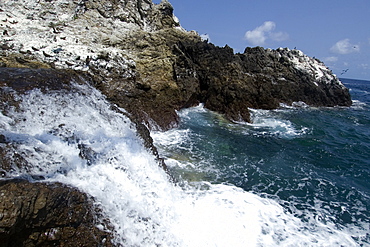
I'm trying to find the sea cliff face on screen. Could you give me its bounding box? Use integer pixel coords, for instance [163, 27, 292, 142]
[0, 0, 351, 130]
[0, 0, 352, 245]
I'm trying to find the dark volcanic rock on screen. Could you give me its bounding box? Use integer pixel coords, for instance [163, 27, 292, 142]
[0, 67, 83, 93]
[173, 43, 352, 120]
[0, 179, 113, 247]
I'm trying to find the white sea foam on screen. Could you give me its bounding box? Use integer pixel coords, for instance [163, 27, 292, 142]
[152, 128, 191, 147]
[244, 108, 311, 138]
[175, 104, 311, 138]
[0, 83, 365, 246]
[351, 100, 367, 110]
[176, 103, 208, 122]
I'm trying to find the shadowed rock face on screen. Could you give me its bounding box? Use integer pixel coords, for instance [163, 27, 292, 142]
[0, 68, 82, 93]
[0, 179, 114, 247]
[172, 43, 352, 121]
[97, 36, 352, 130]
[107, 38, 351, 129]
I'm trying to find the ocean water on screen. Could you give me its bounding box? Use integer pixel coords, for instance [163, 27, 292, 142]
[0, 78, 369, 246]
[152, 78, 370, 246]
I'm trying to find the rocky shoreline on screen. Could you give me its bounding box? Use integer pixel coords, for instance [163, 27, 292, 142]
[0, 0, 352, 246]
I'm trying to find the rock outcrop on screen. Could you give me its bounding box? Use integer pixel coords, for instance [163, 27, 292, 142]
[0, 179, 113, 247]
[0, 0, 351, 130]
[171, 43, 352, 122]
[0, 0, 352, 245]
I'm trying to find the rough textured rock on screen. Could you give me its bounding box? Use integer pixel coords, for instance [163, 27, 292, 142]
[0, 179, 114, 247]
[171, 43, 352, 122]
[95, 28, 202, 130]
[0, 0, 351, 130]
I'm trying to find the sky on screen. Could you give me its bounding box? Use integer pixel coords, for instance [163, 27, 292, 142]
[153, 0, 370, 80]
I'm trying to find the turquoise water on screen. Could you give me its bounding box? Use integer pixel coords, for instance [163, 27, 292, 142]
[153, 78, 370, 245]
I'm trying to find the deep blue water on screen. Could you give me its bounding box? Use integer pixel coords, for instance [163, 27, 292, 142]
[153, 78, 370, 245]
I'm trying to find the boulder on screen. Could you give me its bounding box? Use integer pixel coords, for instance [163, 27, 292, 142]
[0, 179, 114, 247]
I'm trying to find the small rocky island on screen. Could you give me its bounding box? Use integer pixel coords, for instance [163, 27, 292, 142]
[0, 0, 351, 246]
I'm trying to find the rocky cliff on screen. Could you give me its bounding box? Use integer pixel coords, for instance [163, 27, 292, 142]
[0, 0, 352, 245]
[0, 0, 351, 130]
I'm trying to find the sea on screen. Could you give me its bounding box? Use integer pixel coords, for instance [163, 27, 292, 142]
[0, 78, 369, 246]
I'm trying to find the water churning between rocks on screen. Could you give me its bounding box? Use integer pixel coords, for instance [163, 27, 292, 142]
[1, 78, 369, 246]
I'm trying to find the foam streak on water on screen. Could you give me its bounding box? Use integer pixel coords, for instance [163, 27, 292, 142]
[0, 83, 366, 246]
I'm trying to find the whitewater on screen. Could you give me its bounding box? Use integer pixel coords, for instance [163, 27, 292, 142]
[0, 79, 368, 246]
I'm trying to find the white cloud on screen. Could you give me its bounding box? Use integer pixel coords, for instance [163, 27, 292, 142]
[270, 31, 289, 42]
[244, 21, 289, 46]
[324, 56, 338, 62]
[330, 39, 360, 54]
[360, 63, 369, 70]
[200, 33, 210, 42]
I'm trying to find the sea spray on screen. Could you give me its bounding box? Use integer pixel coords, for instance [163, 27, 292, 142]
[1, 81, 367, 246]
[153, 94, 370, 246]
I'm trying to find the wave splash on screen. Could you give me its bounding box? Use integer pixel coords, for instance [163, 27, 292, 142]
[0, 83, 365, 246]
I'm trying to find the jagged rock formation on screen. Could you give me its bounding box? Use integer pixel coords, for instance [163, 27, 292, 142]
[171, 44, 352, 122]
[0, 0, 352, 245]
[1, 0, 351, 130]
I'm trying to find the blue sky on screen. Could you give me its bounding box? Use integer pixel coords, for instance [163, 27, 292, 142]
[154, 0, 370, 80]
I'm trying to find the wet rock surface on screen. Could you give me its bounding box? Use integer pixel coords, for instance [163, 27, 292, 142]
[0, 67, 167, 246]
[0, 179, 113, 247]
[0, 67, 83, 93]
